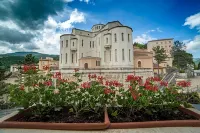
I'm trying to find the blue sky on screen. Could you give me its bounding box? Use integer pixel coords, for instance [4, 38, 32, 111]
[68, 0, 200, 57]
[0, 0, 200, 57]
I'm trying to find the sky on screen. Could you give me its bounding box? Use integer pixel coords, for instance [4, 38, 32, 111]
[0, 0, 200, 57]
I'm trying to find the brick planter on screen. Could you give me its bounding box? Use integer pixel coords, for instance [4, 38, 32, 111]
[109, 107, 200, 129]
[0, 109, 110, 130]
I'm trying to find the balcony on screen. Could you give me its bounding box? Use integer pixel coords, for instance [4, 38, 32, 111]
[104, 44, 111, 48]
[70, 43, 77, 51]
[70, 47, 77, 51]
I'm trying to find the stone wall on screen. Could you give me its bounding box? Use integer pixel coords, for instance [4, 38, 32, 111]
[52, 68, 153, 86]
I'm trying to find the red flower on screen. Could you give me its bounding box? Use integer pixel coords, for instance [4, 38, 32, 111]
[131, 92, 138, 100]
[88, 73, 91, 80]
[97, 76, 104, 84]
[43, 65, 49, 70]
[126, 75, 142, 84]
[20, 85, 24, 90]
[81, 82, 90, 89]
[113, 80, 123, 87]
[23, 65, 37, 73]
[88, 73, 97, 80]
[74, 68, 79, 72]
[33, 84, 39, 87]
[177, 81, 191, 87]
[44, 80, 52, 86]
[160, 81, 168, 87]
[146, 77, 161, 82]
[104, 88, 115, 94]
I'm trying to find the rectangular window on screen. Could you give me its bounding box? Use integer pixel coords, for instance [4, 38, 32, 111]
[104, 51, 106, 62]
[72, 53, 74, 63]
[82, 40, 83, 47]
[61, 41, 63, 47]
[106, 38, 108, 44]
[76, 53, 77, 63]
[93, 41, 94, 48]
[73, 42, 74, 46]
[110, 50, 111, 61]
[90, 41, 91, 48]
[129, 49, 131, 62]
[128, 34, 130, 42]
[122, 33, 124, 41]
[115, 49, 117, 62]
[114, 33, 117, 42]
[60, 54, 62, 64]
[96, 61, 100, 66]
[65, 53, 67, 63]
[66, 40, 68, 47]
[122, 49, 124, 61]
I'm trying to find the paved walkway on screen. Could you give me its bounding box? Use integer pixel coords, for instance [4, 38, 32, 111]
[1, 127, 200, 133]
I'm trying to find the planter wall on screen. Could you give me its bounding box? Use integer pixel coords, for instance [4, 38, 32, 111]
[0, 109, 110, 130]
[109, 107, 200, 129]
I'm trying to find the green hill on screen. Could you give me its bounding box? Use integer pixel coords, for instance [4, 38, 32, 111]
[0, 52, 59, 70]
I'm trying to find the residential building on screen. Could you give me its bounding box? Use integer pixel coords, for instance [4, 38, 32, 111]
[59, 21, 133, 70]
[147, 38, 173, 74]
[133, 46, 153, 69]
[10, 64, 20, 72]
[39, 57, 59, 71]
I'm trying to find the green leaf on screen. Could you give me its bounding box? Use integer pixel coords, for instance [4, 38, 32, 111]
[111, 110, 118, 117]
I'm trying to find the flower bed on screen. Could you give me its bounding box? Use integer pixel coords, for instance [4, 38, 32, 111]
[0, 65, 200, 130]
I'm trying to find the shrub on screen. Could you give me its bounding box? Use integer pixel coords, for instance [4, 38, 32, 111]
[8, 66, 191, 118]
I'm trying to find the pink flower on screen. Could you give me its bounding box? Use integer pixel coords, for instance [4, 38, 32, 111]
[126, 75, 142, 84]
[20, 85, 24, 90]
[160, 81, 168, 87]
[53, 89, 60, 94]
[81, 82, 91, 89]
[104, 88, 115, 94]
[44, 80, 52, 86]
[177, 81, 191, 87]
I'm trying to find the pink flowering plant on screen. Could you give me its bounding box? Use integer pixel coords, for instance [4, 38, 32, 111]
[8, 66, 192, 120]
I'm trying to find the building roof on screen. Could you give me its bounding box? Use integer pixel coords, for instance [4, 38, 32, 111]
[148, 38, 174, 42]
[91, 24, 104, 29]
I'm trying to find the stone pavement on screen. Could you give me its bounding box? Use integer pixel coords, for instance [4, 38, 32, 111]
[0, 127, 200, 133]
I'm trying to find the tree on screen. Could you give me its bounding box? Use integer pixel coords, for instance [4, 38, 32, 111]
[152, 46, 168, 77]
[172, 41, 193, 71]
[23, 54, 37, 65]
[133, 42, 147, 49]
[198, 62, 200, 70]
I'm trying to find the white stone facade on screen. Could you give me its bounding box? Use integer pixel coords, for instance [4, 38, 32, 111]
[59, 21, 134, 69]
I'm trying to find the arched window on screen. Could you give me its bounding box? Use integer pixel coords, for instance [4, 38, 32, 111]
[121, 33, 124, 41]
[114, 33, 117, 42]
[138, 61, 142, 68]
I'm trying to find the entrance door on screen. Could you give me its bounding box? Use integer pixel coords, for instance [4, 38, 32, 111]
[84, 63, 88, 69]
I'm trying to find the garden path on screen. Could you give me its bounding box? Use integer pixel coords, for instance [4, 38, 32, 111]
[1, 127, 200, 133]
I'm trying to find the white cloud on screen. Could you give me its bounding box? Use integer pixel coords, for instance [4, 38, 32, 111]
[186, 35, 200, 51]
[79, 0, 90, 3]
[59, 8, 85, 30]
[133, 34, 156, 44]
[33, 8, 86, 54]
[0, 8, 86, 54]
[63, 0, 74, 2]
[184, 12, 200, 32]
[145, 28, 162, 33]
[156, 28, 162, 32]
